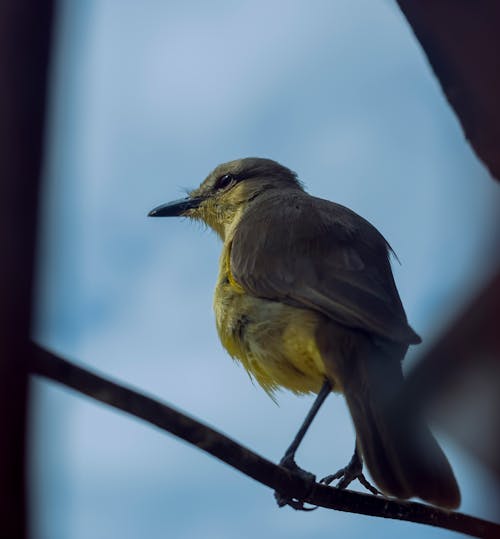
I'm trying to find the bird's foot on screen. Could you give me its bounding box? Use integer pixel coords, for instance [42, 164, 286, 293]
[274, 454, 318, 511]
[320, 453, 380, 496]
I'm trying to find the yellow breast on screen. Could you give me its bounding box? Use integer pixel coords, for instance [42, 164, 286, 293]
[213, 246, 327, 396]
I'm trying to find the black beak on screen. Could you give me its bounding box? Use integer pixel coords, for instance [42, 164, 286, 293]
[148, 196, 203, 217]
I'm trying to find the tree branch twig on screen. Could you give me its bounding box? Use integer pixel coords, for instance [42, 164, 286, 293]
[29, 344, 499, 538]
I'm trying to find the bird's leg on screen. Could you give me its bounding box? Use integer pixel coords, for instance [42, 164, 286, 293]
[279, 379, 331, 468]
[320, 441, 380, 496]
[275, 379, 331, 510]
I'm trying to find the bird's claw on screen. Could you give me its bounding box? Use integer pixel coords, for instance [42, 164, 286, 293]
[274, 455, 318, 511]
[274, 491, 318, 511]
[320, 459, 380, 496]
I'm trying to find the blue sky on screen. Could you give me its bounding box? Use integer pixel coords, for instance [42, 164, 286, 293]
[32, 1, 499, 538]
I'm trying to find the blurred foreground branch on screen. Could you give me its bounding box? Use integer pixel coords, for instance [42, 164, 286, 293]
[396, 1, 500, 181]
[403, 268, 500, 479]
[30, 344, 499, 538]
[0, 1, 54, 537]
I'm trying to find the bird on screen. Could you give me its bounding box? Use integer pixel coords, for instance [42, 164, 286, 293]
[149, 157, 460, 509]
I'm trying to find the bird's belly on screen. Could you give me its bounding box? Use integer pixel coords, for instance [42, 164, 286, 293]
[214, 283, 327, 395]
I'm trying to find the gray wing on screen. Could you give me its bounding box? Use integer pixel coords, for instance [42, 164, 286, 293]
[230, 190, 421, 345]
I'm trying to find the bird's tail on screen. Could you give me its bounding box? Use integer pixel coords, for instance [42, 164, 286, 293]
[344, 343, 460, 508]
[321, 328, 460, 508]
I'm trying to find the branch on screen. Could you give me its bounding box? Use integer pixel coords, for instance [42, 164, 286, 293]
[0, 1, 54, 537]
[396, 1, 500, 181]
[29, 344, 499, 538]
[403, 268, 500, 478]
[405, 269, 500, 401]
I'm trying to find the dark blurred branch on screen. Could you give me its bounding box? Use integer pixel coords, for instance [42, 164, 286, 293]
[404, 268, 500, 478]
[405, 269, 499, 405]
[0, 2, 54, 538]
[30, 344, 499, 538]
[396, 1, 500, 181]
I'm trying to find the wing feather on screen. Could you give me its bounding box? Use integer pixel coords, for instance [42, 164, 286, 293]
[230, 190, 420, 345]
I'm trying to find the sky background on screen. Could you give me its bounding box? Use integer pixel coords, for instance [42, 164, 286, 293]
[31, 1, 499, 538]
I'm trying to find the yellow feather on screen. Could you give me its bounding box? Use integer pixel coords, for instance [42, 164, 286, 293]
[214, 244, 329, 397]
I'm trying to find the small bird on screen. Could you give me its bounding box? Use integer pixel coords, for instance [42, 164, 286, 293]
[149, 157, 460, 509]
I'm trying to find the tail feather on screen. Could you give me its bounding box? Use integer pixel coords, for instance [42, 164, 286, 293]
[345, 345, 460, 508]
[321, 325, 461, 508]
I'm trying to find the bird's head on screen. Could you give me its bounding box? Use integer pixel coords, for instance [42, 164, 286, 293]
[149, 157, 302, 238]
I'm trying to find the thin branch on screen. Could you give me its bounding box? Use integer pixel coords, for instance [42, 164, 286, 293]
[29, 344, 499, 538]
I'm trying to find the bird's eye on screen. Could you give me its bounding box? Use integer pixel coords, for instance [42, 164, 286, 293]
[216, 173, 235, 190]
